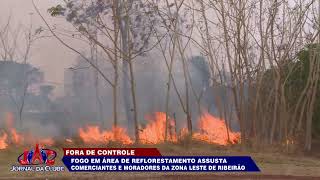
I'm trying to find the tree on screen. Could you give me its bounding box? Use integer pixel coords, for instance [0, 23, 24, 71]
[0, 15, 44, 129]
[259, 43, 320, 150]
[40, 0, 160, 142]
[286, 44, 320, 148]
[0, 61, 43, 128]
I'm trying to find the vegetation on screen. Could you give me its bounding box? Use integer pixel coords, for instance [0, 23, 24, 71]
[40, 0, 320, 151]
[288, 44, 320, 138]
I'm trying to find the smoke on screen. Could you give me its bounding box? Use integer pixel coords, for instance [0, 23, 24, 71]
[0, 50, 238, 139]
[58, 49, 238, 137]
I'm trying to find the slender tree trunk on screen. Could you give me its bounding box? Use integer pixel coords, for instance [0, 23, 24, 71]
[128, 59, 139, 143]
[164, 34, 177, 142]
[113, 0, 120, 128]
[184, 62, 192, 136]
[164, 51, 175, 142]
[19, 28, 33, 130]
[19, 81, 28, 130]
[119, 0, 134, 134]
[119, 0, 139, 143]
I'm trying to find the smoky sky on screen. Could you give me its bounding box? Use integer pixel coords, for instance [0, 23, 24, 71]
[0, 0, 88, 96]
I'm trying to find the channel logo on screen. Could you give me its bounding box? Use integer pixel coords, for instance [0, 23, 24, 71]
[17, 144, 57, 165]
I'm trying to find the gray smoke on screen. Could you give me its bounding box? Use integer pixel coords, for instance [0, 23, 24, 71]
[0, 51, 238, 139]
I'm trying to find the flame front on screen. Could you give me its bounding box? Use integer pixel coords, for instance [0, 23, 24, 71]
[0, 132, 8, 149]
[1, 111, 240, 149]
[79, 126, 133, 145]
[77, 112, 240, 146]
[0, 112, 54, 150]
[140, 112, 177, 144]
[193, 112, 240, 145]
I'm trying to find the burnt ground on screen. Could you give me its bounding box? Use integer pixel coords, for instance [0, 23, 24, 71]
[0, 143, 319, 179]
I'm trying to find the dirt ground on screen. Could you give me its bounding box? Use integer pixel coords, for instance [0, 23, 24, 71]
[0, 144, 319, 179]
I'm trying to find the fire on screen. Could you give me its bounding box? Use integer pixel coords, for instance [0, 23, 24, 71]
[138, 111, 239, 145]
[77, 112, 240, 146]
[0, 112, 55, 150]
[79, 126, 132, 145]
[140, 112, 177, 144]
[1, 110, 240, 148]
[3, 113, 23, 145]
[5, 113, 23, 144]
[77, 112, 178, 145]
[10, 129, 23, 145]
[193, 112, 240, 145]
[0, 132, 8, 150]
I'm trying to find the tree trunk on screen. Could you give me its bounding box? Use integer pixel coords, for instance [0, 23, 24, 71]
[128, 59, 139, 143]
[119, 0, 133, 135]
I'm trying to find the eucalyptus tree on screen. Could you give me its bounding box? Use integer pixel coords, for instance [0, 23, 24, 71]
[38, 0, 160, 142]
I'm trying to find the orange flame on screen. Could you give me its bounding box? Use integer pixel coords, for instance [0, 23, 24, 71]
[193, 112, 240, 145]
[77, 112, 240, 146]
[0, 110, 240, 147]
[10, 129, 24, 145]
[140, 112, 177, 144]
[5, 113, 23, 144]
[79, 126, 132, 145]
[0, 132, 8, 150]
[0, 112, 55, 149]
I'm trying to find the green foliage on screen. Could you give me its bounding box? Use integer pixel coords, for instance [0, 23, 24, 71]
[260, 44, 320, 138]
[48, 5, 65, 17]
[287, 44, 320, 138]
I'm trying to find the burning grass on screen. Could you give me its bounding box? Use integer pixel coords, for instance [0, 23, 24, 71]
[76, 111, 240, 147]
[192, 112, 240, 145]
[0, 111, 240, 150]
[0, 113, 54, 149]
[0, 111, 318, 178]
[139, 112, 177, 144]
[0, 132, 8, 150]
[31, 111, 241, 148]
[79, 126, 133, 145]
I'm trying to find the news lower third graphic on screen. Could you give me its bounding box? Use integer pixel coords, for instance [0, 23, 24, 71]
[10, 146, 260, 173]
[61, 148, 261, 172]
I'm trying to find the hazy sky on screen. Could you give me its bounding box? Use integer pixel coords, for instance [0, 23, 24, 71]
[0, 0, 86, 96]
